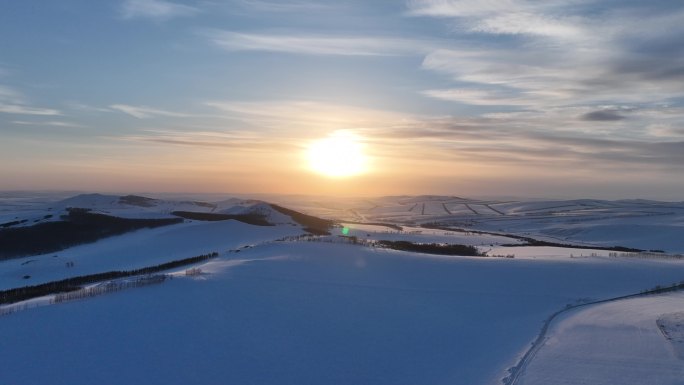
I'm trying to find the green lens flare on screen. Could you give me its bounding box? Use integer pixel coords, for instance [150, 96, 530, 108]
[342, 227, 350, 235]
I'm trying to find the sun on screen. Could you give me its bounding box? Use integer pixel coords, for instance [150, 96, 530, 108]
[307, 131, 368, 178]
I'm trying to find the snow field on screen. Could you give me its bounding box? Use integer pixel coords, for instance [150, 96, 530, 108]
[0, 219, 303, 290]
[2, 242, 684, 385]
[281, 196, 684, 253]
[517, 292, 684, 385]
[339, 223, 523, 247]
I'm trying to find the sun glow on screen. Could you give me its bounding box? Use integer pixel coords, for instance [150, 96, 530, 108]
[307, 131, 368, 178]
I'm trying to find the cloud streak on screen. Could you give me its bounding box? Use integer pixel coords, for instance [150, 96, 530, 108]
[232, 0, 337, 13]
[116, 128, 302, 153]
[412, 1, 684, 112]
[0, 104, 61, 116]
[208, 30, 430, 56]
[0, 85, 61, 116]
[199, 99, 684, 175]
[581, 110, 627, 122]
[121, 0, 199, 20]
[12, 120, 83, 127]
[110, 104, 192, 119]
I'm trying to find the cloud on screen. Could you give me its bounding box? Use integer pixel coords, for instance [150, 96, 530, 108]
[421, 88, 534, 106]
[205, 100, 410, 132]
[420, 49, 587, 106]
[117, 129, 301, 152]
[580, 110, 626, 121]
[232, 0, 336, 12]
[65, 102, 113, 113]
[207, 30, 430, 56]
[110, 104, 192, 119]
[0, 104, 61, 116]
[647, 124, 684, 138]
[120, 0, 199, 20]
[0, 85, 24, 103]
[200, 98, 684, 173]
[407, 0, 527, 18]
[412, 2, 684, 111]
[0, 84, 62, 116]
[12, 120, 83, 128]
[471, 12, 586, 39]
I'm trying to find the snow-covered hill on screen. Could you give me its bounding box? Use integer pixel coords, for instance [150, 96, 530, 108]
[275, 196, 684, 253]
[1, 193, 683, 385]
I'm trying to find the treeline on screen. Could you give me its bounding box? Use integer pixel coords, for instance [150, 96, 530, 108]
[51, 275, 168, 304]
[0, 252, 218, 305]
[1, 219, 28, 228]
[423, 223, 643, 252]
[342, 221, 403, 231]
[269, 204, 334, 235]
[377, 240, 482, 256]
[502, 238, 643, 252]
[171, 211, 272, 226]
[641, 281, 684, 295]
[0, 209, 183, 260]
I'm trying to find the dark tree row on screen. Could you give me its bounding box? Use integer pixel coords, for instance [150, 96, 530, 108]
[422, 223, 643, 252]
[341, 221, 403, 231]
[269, 204, 334, 235]
[0, 252, 219, 305]
[0, 209, 183, 260]
[377, 240, 483, 256]
[1, 219, 28, 228]
[171, 211, 272, 226]
[501, 238, 643, 252]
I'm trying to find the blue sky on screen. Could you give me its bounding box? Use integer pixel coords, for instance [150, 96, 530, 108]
[1, 0, 683, 199]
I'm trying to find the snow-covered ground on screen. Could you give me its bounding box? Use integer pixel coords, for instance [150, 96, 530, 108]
[517, 292, 684, 385]
[0, 219, 302, 290]
[278, 196, 684, 253]
[1, 193, 684, 385]
[2, 241, 684, 385]
[339, 223, 524, 247]
[5, 193, 683, 253]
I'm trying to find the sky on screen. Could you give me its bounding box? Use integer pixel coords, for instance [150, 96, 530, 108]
[1, 0, 683, 199]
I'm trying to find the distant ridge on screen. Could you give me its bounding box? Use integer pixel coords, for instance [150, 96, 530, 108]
[270, 204, 334, 235]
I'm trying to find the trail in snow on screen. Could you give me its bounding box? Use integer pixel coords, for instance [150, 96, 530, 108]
[506, 284, 684, 385]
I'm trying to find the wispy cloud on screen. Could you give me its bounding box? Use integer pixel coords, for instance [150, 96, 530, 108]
[205, 100, 410, 132]
[421, 88, 533, 106]
[470, 12, 586, 39]
[117, 128, 301, 152]
[411, 1, 684, 111]
[12, 120, 83, 127]
[0, 85, 24, 103]
[201, 98, 684, 174]
[207, 30, 430, 56]
[0, 84, 62, 116]
[0, 104, 61, 116]
[407, 0, 521, 17]
[368, 112, 684, 171]
[65, 101, 113, 113]
[580, 109, 627, 122]
[120, 0, 199, 20]
[407, 0, 584, 19]
[232, 0, 337, 13]
[110, 104, 192, 119]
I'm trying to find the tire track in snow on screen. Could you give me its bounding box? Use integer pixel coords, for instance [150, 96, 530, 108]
[505, 284, 684, 385]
